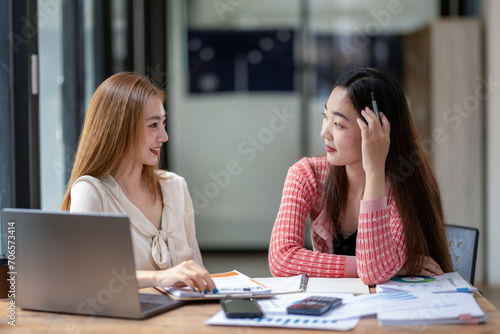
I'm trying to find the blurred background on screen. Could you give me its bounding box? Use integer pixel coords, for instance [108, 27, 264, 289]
[1, 0, 499, 306]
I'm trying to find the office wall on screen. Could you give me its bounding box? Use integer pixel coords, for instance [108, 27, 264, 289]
[404, 19, 484, 284]
[485, 0, 500, 286]
[167, 1, 301, 249]
[167, 0, 439, 250]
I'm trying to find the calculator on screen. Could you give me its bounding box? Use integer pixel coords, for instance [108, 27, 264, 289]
[286, 296, 342, 316]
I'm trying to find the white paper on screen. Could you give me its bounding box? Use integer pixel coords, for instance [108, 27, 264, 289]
[206, 310, 359, 331]
[256, 292, 356, 316]
[206, 290, 487, 329]
[322, 292, 432, 320]
[252, 275, 305, 294]
[252, 276, 370, 295]
[377, 292, 487, 326]
[307, 277, 370, 294]
[324, 291, 486, 323]
[206, 293, 359, 331]
[375, 272, 477, 294]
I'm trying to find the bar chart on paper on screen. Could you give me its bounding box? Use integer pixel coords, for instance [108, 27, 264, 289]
[206, 310, 359, 331]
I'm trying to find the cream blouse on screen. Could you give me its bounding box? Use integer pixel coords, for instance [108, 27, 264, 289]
[69, 171, 203, 271]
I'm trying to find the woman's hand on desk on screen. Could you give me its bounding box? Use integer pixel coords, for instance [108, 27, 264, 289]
[160, 260, 216, 293]
[137, 260, 216, 293]
[397, 255, 444, 277]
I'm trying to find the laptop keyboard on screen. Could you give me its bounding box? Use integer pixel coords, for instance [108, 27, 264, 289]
[141, 302, 163, 312]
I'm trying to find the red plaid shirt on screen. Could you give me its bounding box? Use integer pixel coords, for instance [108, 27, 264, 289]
[268, 156, 407, 285]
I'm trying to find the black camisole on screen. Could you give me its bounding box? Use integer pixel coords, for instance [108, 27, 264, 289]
[333, 230, 357, 256]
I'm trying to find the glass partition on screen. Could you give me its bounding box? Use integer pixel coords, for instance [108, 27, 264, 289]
[38, 0, 65, 210]
[38, 0, 96, 210]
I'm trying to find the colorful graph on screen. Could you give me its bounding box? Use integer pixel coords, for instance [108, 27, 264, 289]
[390, 276, 436, 283]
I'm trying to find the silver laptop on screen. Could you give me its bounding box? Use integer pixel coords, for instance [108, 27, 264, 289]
[2, 208, 184, 319]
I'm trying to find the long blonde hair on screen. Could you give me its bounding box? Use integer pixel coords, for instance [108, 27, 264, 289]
[61, 72, 165, 211]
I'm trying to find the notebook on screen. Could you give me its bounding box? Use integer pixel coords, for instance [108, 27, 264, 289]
[1, 208, 184, 319]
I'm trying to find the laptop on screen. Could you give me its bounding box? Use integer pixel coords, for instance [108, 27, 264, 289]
[2, 208, 184, 319]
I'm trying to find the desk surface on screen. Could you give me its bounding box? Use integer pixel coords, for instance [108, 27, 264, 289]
[1, 289, 499, 333]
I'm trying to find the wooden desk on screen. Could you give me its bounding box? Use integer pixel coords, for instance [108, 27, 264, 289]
[1, 290, 499, 333]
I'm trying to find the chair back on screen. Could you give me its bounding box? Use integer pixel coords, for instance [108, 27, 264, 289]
[445, 225, 479, 285]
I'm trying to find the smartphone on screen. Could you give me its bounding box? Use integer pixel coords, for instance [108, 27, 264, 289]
[287, 296, 343, 316]
[220, 298, 264, 318]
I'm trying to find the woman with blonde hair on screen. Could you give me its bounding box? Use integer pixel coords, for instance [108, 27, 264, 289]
[62, 72, 216, 293]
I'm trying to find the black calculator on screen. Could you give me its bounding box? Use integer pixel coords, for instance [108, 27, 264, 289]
[286, 296, 342, 316]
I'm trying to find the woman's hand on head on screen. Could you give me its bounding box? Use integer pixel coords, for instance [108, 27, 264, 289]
[154, 260, 216, 293]
[397, 255, 445, 277]
[356, 107, 390, 176]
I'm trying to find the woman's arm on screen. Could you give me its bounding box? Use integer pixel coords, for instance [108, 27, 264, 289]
[354, 108, 407, 284]
[269, 161, 357, 278]
[356, 194, 407, 285]
[356, 195, 444, 284]
[136, 260, 215, 292]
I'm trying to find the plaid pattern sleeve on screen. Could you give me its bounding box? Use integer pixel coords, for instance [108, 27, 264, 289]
[268, 158, 357, 278]
[356, 191, 407, 285]
[269, 157, 407, 282]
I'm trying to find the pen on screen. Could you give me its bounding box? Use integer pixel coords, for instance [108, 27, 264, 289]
[299, 274, 309, 292]
[371, 91, 380, 120]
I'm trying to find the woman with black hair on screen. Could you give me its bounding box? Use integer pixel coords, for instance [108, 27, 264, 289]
[269, 67, 452, 285]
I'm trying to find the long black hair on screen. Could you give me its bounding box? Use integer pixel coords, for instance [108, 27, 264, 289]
[321, 67, 452, 275]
